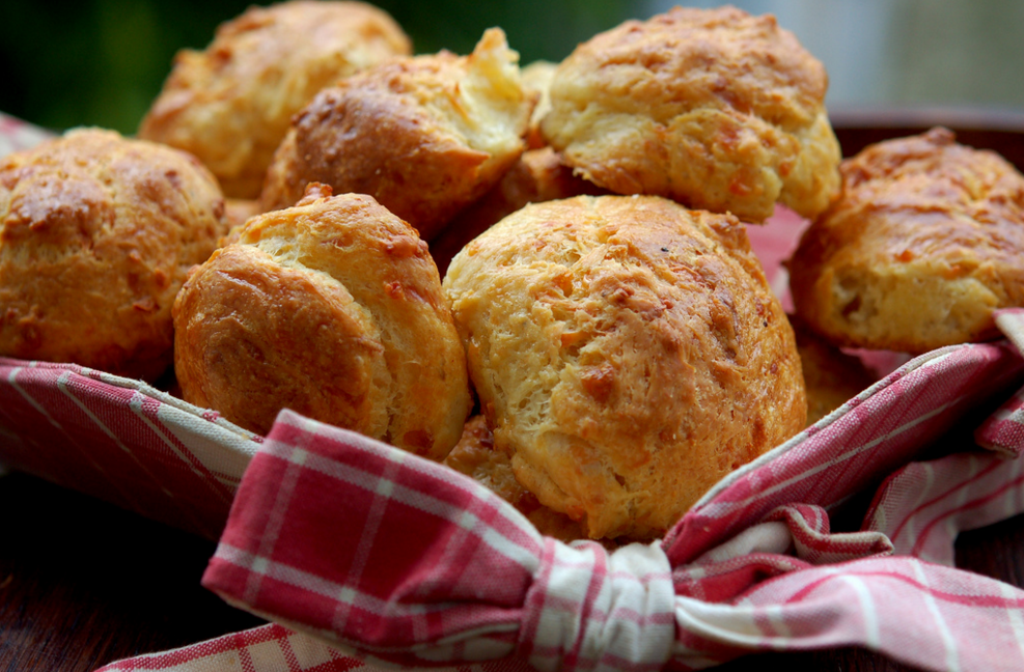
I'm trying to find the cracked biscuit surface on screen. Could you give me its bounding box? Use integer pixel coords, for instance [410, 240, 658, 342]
[540, 6, 840, 223]
[790, 127, 1024, 354]
[443, 195, 806, 540]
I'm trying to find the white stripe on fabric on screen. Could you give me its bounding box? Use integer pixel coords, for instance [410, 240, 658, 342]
[911, 559, 960, 672]
[839, 574, 880, 648]
[694, 521, 792, 564]
[155, 403, 256, 483]
[128, 391, 234, 505]
[278, 410, 544, 546]
[525, 541, 675, 672]
[243, 444, 309, 605]
[995, 311, 1024, 356]
[331, 442, 398, 637]
[8, 367, 64, 430]
[57, 371, 135, 453]
[673, 595, 764, 644]
[763, 605, 792, 641]
[214, 546, 522, 660]
[5, 368, 163, 519]
[699, 398, 959, 520]
[936, 455, 981, 564]
[263, 435, 540, 572]
[216, 542, 429, 617]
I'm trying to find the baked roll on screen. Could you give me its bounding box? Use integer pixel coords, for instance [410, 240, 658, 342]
[139, 0, 411, 199]
[540, 6, 841, 223]
[260, 28, 534, 240]
[790, 128, 1024, 354]
[443, 195, 806, 540]
[173, 185, 472, 457]
[0, 128, 227, 380]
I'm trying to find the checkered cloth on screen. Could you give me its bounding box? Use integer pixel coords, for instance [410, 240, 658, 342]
[91, 330, 1024, 672]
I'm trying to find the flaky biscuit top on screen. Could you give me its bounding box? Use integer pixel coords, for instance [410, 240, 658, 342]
[541, 6, 840, 222]
[790, 127, 1024, 353]
[0, 128, 227, 380]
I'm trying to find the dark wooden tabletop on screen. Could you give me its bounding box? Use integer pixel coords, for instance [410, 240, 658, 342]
[0, 470, 263, 672]
[4, 114, 1024, 672]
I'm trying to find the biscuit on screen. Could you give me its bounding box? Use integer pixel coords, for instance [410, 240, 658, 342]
[260, 28, 533, 240]
[429, 147, 606, 275]
[0, 128, 226, 380]
[138, 1, 411, 199]
[540, 6, 840, 223]
[443, 195, 806, 540]
[173, 185, 472, 457]
[789, 127, 1024, 354]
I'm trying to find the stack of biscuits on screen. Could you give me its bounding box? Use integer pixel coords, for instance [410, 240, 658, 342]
[3, 2, 1022, 544]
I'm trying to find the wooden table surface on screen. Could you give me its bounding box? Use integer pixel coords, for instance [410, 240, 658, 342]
[4, 116, 1024, 672]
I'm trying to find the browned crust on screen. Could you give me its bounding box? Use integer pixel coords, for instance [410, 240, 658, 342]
[260, 28, 533, 240]
[540, 6, 840, 222]
[138, 1, 411, 199]
[174, 187, 473, 456]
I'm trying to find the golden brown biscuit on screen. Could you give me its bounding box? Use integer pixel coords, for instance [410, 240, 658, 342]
[260, 28, 533, 240]
[430, 147, 607, 275]
[173, 184, 472, 457]
[443, 415, 600, 545]
[790, 315, 876, 425]
[790, 128, 1024, 354]
[139, 1, 411, 199]
[443, 195, 806, 540]
[0, 128, 227, 380]
[540, 6, 841, 223]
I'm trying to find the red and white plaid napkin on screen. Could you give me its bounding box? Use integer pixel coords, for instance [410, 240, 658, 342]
[5, 114, 1024, 671]
[87, 329, 1024, 672]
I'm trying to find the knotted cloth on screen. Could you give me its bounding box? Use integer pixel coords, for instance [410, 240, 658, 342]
[188, 314, 1024, 672]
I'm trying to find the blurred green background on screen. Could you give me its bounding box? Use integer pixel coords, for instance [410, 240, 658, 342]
[2, 0, 1023, 135]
